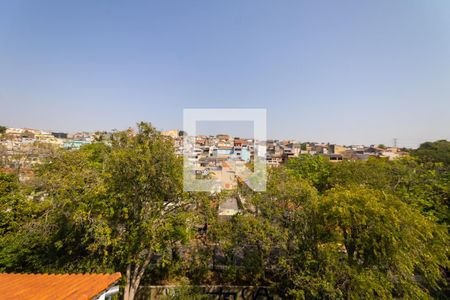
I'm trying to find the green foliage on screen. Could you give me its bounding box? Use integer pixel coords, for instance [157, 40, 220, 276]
[308, 186, 449, 299]
[286, 154, 331, 192]
[412, 140, 450, 166]
[0, 123, 196, 298]
[0, 173, 20, 234]
[209, 166, 449, 299]
[0, 172, 51, 272]
[325, 157, 450, 224]
[160, 285, 208, 300]
[210, 169, 317, 286]
[0, 126, 6, 134]
[104, 123, 189, 266]
[0, 134, 449, 299]
[0, 143, 112, 272]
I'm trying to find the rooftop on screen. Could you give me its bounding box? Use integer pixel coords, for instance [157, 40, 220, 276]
[0, 272, 121, 300]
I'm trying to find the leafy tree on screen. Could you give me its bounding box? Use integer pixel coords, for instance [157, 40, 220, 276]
[0, 173, 25, 236]
[212, 168, 318, 287]
[412, 140, 450, 166]
[0, 172, 48, 272]
[213, 167, 449, 299]
[326, 157, 450, 224]
[285, 186, 449, 299]
[1, 123, 195, 300]
[0, 143, 110, 273]
[286, 154, 331, 192]
[327, 159, 390, 189]
[105, 122, 193, 300]
[0, 126, 6, 134]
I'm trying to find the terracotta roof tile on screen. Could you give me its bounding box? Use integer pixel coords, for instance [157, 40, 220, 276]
[0, 272, 121, 300]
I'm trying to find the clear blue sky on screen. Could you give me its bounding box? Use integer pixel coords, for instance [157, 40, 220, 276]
[1, 0, 449, 147]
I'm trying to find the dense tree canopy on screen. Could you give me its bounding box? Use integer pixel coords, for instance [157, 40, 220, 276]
[0, 123, 198, 300]
[412, 140, 450, 166]
[0, 131, 449, 299]
[208, 169, 449, 299]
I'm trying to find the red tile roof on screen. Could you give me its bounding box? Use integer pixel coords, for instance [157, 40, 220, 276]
[0, 272, 121, 300]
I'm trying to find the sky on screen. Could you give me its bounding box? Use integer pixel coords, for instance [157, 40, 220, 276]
[0, 0, 449, 147]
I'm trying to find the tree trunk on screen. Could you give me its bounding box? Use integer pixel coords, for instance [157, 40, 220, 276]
[123, 253, 154, 300]
[124, 264, 132, 300]
[123, 264, 139, 300]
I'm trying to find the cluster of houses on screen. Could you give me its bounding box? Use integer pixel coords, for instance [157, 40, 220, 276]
[0, 127, 96, 176]
[1, 127, 407, 181]
[160, 129, 408, 196]
[266, 141, 408, 166]
[162, 129, 408, 168]
[2, 127, 95, 148]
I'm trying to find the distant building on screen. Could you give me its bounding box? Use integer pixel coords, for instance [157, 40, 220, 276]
[328, 153, 343, 162]
[63, 140, 91, 150]
[5, 128, 24, 135]
[51, 132, 68, 139]
[216, 134, 231, 142]
[161, 129, 179, 139]
[230, 146, 251, 163]
[314, 144, 329, 154]
[329, 144, 348, 154]
[69, 132, 94, 142]
[213, 146, 233, 157]
[35, 133, 60, 144]
[233, 138, 246, 147]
